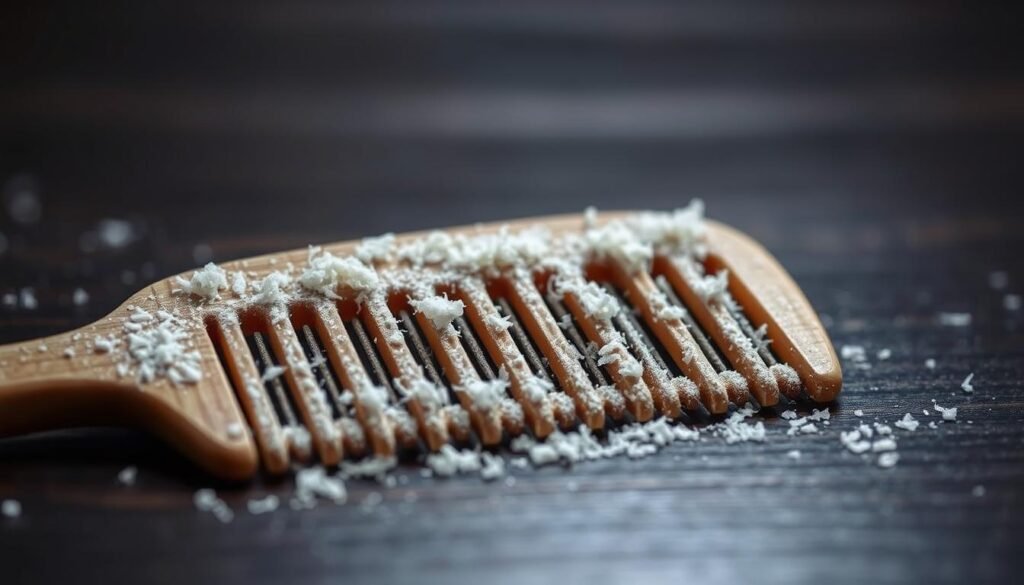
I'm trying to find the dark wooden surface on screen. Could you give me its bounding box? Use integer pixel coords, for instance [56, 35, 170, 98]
[2, 1, 1023, 583]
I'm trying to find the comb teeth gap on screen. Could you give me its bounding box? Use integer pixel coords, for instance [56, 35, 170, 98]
[396, 308, 451, 397]
[541, 290, 610, 388]
[295, 322, 346, 420]
[493, 297, 557, 386]
[247, 331, 302, 429]
[451, 315, 498, 381]
[653, 275, 730, 373]
[343, 315, 396, 399]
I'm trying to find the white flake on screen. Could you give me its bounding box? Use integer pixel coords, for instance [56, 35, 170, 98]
[938, 312, 972, 327]
[894, 413, 919, 432]
[247, 495, 280, 515]
[355, 233, 396, 263]
[877, 452, 900, 468]
[410, 294, 465, 330]
[961, 373, 974, 393]
[1, 499, 21, 518]
[117, 466, 138, 486]
[72, 288, 89, 306]
[299, 247, 379, 296]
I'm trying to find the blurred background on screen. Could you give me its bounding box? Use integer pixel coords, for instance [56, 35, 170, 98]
[2, 0, 1023, 339]
[1, 2, 1024, 583]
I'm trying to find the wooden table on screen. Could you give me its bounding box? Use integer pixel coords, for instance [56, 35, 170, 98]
[1, 2, 1022, 583]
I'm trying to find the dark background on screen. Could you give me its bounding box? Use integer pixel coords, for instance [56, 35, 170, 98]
[1, 1, 1023, 584]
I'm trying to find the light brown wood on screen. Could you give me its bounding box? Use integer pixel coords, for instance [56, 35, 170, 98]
[0, 211, 841, 479]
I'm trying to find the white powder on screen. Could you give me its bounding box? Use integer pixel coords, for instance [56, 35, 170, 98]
[72, 288, 90, 306]
[925, 358, 936, 370]
[988, 271, 1009, 290]
[1, 499, 21, 518]
[1005, 294, 1022, 311]
[410, 295, 465, 330]
[250, 272, 292, 306]
[894, 413, 919, 432]
[938, 312, 972, 327]
[854, 409, 864, 417]
[339, 456, 398, 481]
[692, 270, 730, 303]
[93, 335, 115, 353]
[459, 378, 507, 412]
[426, 445, 484, 477]
[19, 288, 37, 310]
[569, 281, 620, 320]
[840, 430, 872, 454]
[933, 403, 958, 422]
[247, 495, 280, 515]
[355, 233, 396, 263]
[124, 310, 202, 385]
[294, 467, 347, 507]
[231, 272, 247, 296]
[117, 466, 138, 486]
[786, 449, 802, 460]
[97, 219, 136, 248]
[961, 373, 974, 393]
[872, 438, 897, 452]
[656, 305, 686, 321]
[877, 452, 900, 468]
[877, 348, 891, 360]
[261, 365, 287, 382]
[175, 263, 228, 301]
[193, 489, 233, 523]
[299, 247, 379, 297]
[486, 313, 512, 330]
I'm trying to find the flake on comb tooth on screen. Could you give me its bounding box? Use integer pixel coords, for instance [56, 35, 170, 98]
[584, 220, 653, 273]
[409, 294, 465, 330]
[459, 378, 507, 412]
[355, 233, 396, 263]
[231, 272, 247, 296]
[174, 263, 228, 301]
[486, 313, 512, 331]
[693, 270, 730, 303]
[568, 281, 620, 320]
[260, 365, 287, 382]
[250, 272, 293, 306]
[300, 246, 379, 297]
[521, 375, 554, 404]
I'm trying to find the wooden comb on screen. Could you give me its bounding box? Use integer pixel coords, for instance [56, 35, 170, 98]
[0, 208, 841, 480]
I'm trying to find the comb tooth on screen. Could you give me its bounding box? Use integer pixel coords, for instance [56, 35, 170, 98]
[505, 271, 606, 428]
[703, 221, 840, 401]
[540, 289, 624, 418]
[360, 292, 450, 451]
[312, 301, 396, 458]
[294, 313, 374, 457]
[454, 278, 558, 439]
[206, 316, 290, 474]
[659, 255, 781, 407]
[653, 276, 730, 373]
[556, 273, 657, 422]
[597, 282, 686, 418]
[263, 316, 345, 466]
[602, 267, 730, 414]
[248, 330, 313, 462]
[408, 306, 505, 446]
